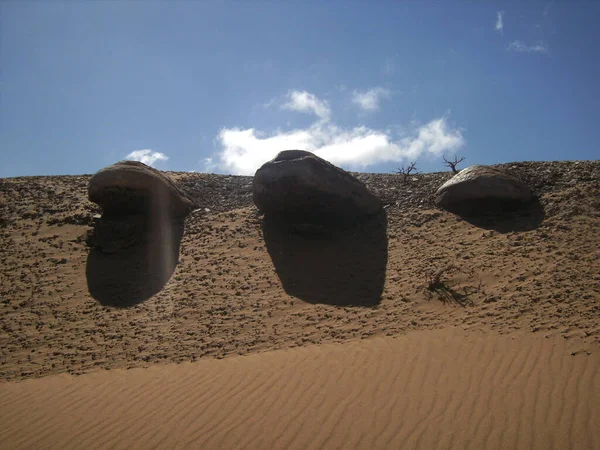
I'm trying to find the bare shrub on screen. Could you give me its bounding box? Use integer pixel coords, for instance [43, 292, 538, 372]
[443, 155, 466, 174]
[396, 161, 419, 185]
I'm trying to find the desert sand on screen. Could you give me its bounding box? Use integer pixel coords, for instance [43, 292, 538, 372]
[0, 160, 599, 449]
[2, 329, 598, 450]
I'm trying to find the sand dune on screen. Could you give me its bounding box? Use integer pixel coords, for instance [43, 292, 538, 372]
[1, 329, 598, 450]
[1, 161, 599, 449]
[1, 170, 599, 381]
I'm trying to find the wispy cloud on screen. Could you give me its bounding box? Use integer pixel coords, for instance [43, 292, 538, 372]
[507, 40, 549, 54]
[382, 56, 395, 76]
[495, 11, 504, 34]
[206, 92, 464, 175]
[351, 88, 393, 112]
[125, 149, 168, 167]
[281, 90, 331, 121]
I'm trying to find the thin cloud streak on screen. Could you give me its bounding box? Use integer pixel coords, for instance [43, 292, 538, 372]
[383, 56, 395, 75]
[507, 40, 549, 54]
[495, 11, 504, 33]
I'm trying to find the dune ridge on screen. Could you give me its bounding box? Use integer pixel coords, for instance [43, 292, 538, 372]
[1, 329, 598, 450]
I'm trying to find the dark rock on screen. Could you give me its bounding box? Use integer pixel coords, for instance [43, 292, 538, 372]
[88, 161, 193, 218]
[89, 215, 143, 254]
[435, 165, 533, 214]
[85, 162, 187, 304]
[253, 150, 381, 228]
[288, 223, 329, 235]
[88, 161, 191, 258]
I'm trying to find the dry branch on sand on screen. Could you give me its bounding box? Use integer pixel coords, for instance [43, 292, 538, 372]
[425, 265, 480, 307]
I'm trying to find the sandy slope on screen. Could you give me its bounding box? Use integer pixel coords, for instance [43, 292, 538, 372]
[1, 328, 598, 450]
[1, 161, 599, 449]
[1, 168, 600, 381]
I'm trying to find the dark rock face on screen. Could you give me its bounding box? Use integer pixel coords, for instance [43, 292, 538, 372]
[434, 165, 533, 214]
[88, 160, 193, 218]
[86, 161, 190, 305]
[253, 150, 381, 229]
[88, 214, 143, 254]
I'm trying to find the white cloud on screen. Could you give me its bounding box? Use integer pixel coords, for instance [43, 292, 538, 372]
[125, 149, 168, 167]
[281, 90, 331, 121]
[507, 40, 549, 54]
[207, 91, 464, 175]
[351, 88, 393, 112]
[495, 11, 504, 33]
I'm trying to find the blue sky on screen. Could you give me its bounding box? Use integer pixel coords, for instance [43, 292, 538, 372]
[1, 0, 599, 177]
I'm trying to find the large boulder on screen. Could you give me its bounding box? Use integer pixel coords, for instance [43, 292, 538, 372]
[253, 150, 381, 228]
[435, 165, 533, 214]
[88, 160, 193, 218]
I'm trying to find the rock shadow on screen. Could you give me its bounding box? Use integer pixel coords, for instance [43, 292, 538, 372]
[263, 210, 388, 307]
[449, 197, 545, 233]
[86, 214, 184, 307]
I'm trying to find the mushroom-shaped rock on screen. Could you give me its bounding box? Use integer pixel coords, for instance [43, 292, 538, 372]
[88, 160, 193, 218]
[253, 150, 381, 227]
[435, 165, 533, 214]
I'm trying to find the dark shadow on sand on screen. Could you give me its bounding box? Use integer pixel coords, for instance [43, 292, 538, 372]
[86, 215, 184, 308]
[448, 197, 545, 233]
[263, 210, 388, 307]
